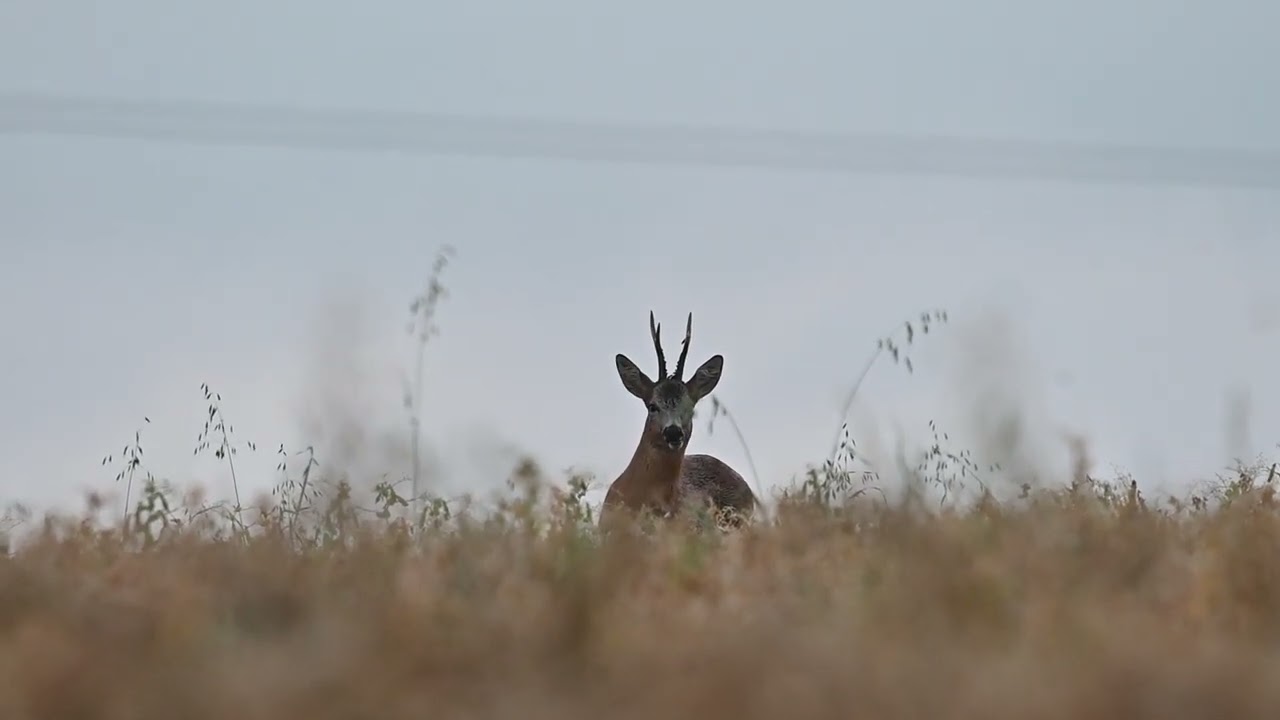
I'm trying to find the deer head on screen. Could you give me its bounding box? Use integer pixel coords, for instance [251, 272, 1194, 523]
[615, 311, 723, 454]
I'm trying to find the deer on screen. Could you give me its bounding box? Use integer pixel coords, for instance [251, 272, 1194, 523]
[598, 311, 758, 533]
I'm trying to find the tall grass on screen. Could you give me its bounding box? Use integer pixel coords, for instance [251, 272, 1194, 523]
[5, 251, 1280, 719]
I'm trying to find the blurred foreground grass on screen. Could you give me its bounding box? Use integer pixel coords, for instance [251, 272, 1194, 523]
[2, 455, 1280, 720]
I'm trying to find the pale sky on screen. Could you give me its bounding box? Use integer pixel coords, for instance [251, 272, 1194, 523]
[2, 0, 1279, 518]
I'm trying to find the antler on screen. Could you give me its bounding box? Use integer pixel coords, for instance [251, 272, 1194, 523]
[674, 313, 693, 380]
[649, 310, 668, 379]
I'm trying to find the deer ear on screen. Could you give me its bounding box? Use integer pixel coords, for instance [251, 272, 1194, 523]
[685, 354, 723, 401]
[615, 354, 655, 400]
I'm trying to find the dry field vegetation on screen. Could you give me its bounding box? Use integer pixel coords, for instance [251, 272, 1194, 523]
[5, 257, 1280, 719]
[5, 454, 1280, 720]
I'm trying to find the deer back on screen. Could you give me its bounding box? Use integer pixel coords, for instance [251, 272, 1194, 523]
[677, 453, 758, 525]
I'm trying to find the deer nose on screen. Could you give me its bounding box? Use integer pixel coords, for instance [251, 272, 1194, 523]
[662, 425, 685, 444]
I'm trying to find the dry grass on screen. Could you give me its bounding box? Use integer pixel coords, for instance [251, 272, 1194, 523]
[2, 459, 1280, 720]
[8, 253, 1276, 718]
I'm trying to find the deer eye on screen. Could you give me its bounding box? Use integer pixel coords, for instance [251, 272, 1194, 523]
[646, 402, 659, 413]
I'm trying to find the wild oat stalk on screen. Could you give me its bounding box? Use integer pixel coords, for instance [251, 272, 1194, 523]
[704, 396, 766, 518]
[404, 245, 456, 520]
[195, 383, 254, 536]
[827, 309, 950, 468]
[101, 416, 152, 527]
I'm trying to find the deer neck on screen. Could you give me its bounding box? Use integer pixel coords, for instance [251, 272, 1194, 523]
[617, 434, 685, 504]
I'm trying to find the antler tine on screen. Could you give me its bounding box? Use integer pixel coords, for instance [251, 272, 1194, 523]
[674, 312, 693, 380]
[649, 310, 668, 379]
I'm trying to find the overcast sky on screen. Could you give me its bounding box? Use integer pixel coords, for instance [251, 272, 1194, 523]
[2, 0, 1279, 518]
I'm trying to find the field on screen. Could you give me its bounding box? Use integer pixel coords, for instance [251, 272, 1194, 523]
[5, 261, 1279, 719]
[2, 445, 1280, 720]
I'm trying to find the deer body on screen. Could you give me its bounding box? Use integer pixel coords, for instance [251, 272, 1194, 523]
[599, 312, 757, 532]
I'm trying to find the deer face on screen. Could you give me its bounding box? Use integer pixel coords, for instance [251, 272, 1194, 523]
[615, 311, 723, 453]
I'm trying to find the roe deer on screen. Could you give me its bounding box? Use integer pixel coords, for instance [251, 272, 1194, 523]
[599, 311, 758, 532]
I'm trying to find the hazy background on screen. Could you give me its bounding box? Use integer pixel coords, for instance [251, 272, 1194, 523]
[2, 0, 1278, 515]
